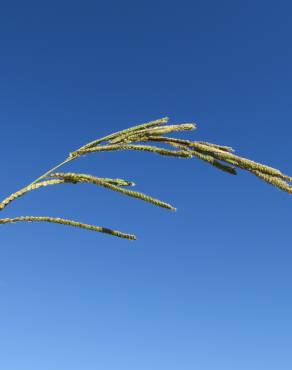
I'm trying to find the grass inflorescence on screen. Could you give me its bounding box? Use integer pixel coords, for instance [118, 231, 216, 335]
[0, 117, 291, 240]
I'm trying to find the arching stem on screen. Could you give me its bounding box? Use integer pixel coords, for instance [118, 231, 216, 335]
[27, 157, 74, 187]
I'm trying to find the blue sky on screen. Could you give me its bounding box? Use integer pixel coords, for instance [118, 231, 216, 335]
[1, 1, 292, 369]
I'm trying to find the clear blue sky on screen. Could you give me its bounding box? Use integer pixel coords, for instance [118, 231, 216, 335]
[1, 1, 291, 369]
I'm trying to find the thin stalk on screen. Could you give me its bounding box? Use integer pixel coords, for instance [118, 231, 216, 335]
[27, 157, 74, 187]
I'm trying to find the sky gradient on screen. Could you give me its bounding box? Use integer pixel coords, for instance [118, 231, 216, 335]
[1, 1, 292, 369]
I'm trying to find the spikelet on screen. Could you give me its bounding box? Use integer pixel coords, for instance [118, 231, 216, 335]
[186, 142, 291, 181]
[251, 171, 292, 194]
[169, 142, 237, 175]
[172, 141, 291, 191]
[191, 151, 237, 175]
[171, 141, 292, 189]
[138, 136, 234, 153]
[196, 141, 234, 153]
[110, 123, 196, 144]
[72, 144, 192, 159]
[0, 216, 136, 239]
[50, 172, 177, 211]
[0, 179, 65, 211]
[0, 177, 135, 211]
[70, 117, 169, 156]
[144, 136, 195, 146]
[97, 178, 135, 187]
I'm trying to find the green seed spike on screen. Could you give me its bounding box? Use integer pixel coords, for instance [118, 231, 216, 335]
[188, 142, 291, 181]
[50, 173, 177, 211]
[71, 144, 192, 159]
[192, 151, 237, 175]
[110, 123, 196, 144]
[144, 136, 195, 146]
[251, 171, 292, 194]
[0, 179, 66, 211]
[139, 136, 234, 153]
[196, 141, 234, 153]
[0, 177, 134, 211]
[169, 142, 237, 175]
[0, 216, 136, 239]
[70, 117, 169, 156]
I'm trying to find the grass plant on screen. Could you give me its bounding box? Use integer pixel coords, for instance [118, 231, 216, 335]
[0, 117, 291, 240]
